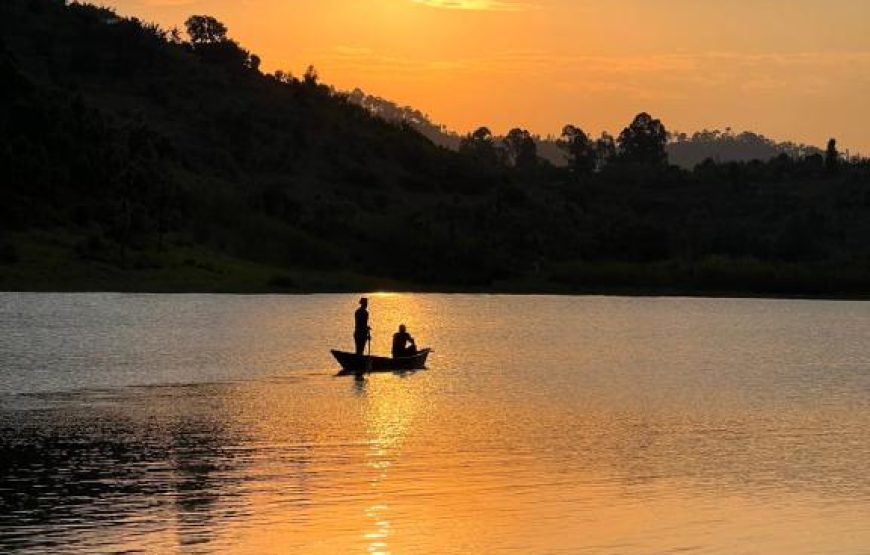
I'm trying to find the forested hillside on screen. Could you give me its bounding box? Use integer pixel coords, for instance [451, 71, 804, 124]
[1, 0, 869, 296]
[347, 90, 829, 169]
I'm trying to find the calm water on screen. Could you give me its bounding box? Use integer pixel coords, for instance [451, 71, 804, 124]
[1, 293, 869, 554]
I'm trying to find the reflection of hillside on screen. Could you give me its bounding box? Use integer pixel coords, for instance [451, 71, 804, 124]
[0, 384, 254, 552]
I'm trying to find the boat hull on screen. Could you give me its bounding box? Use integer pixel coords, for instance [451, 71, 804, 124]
[332, 348, 431, 374]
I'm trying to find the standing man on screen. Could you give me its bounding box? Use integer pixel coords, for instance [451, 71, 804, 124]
[354, 297, 370, 356]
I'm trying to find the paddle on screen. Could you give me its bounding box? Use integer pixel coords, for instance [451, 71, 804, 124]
[365, 330, 373, 373]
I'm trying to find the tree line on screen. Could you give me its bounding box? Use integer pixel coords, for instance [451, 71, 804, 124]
[1, 1, 869, 295]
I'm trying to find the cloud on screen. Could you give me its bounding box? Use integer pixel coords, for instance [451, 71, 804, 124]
[326, 47, 870, 76]
[323, 46, 870, 101]
[138, 0, 199, 6]
[412, 0, 533, 12]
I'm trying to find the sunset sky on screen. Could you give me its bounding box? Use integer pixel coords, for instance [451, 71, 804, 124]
[106, 0, 870, 152]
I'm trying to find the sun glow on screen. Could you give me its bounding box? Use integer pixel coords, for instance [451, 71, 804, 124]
[412, 0, 531, 11]
[104, 0, 870, 155]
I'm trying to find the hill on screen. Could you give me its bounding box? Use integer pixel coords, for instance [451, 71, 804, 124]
[347, 90, 828, 169]
[1, 0, 869, 297]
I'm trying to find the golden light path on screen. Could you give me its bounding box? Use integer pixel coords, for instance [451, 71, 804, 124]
[361, 378, 419, 555]
[78, 294, 870, 553]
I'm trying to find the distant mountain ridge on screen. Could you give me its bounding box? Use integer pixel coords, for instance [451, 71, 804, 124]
[345, 89, 825, 168]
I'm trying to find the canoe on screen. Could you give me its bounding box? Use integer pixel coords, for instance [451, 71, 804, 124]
[332, 348, 431, 374]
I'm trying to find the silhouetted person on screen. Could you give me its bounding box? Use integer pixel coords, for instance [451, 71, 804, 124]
[354, 298, 370, 355]
[392, 324, 417, 358]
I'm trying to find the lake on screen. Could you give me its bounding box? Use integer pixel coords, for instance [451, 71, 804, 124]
[1, 293, 869, 554]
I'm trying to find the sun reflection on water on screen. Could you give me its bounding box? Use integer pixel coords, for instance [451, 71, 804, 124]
[3, 294, 870, 554]
[358, 293, 439, 357]
[359, 374, 423, 555]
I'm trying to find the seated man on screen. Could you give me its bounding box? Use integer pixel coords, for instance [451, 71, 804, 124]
[391, 324, 417, 358]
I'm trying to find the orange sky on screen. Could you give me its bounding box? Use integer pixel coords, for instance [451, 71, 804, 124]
[107, 0, 870, 153]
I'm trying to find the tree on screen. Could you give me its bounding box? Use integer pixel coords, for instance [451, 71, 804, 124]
[617, 112, 668, 167]
[303, 65, 319, 86]
[273, 70, 294, 84]
[184, 15, 227, 45]
[184, 16, 251, 70]
[595, 132, 617, 171]
[459, 126, 502, 166]
[559, 124, 595, 177]
[825, 138, 839, 174]
[503, 128, 537, 170]
[168, 27, 182, 44]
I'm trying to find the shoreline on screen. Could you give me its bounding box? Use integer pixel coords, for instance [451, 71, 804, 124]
[2, 283, 868, 302]
[2, 231, 867, 302]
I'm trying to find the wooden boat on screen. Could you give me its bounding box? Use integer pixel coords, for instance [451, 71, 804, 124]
[332, 348, 431, 375]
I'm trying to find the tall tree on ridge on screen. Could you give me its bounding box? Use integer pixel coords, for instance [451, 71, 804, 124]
[559, 124, 596, 177]
[595, 132, 617, 171]
[184, 15, 227, 45]
[503, 128, 537, 170]
[825, 138, 840, 174]
[459, 126, 503, 166]
[617, 112, 668, 168]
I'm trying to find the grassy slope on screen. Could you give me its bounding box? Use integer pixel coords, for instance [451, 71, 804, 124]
[0, 230, 408, 293]
[3, 230, 868, 299]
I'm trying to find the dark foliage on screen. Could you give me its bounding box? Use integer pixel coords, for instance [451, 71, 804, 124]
[559, 125, 595, 178]
[184, 15, 227, 45]
[667, 129, 823, 169]
[1, 0, 869, 294]
[617, 112, 668, 169]
[503, 128, 538, 170]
